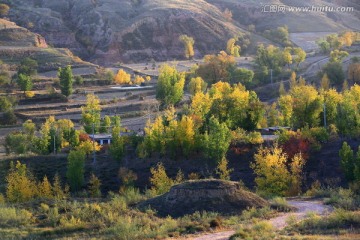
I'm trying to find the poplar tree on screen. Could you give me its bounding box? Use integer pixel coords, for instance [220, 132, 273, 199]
[58, 65, 73, 97]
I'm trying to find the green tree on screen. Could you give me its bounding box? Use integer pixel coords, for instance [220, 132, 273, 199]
[232, 68, 254, 85]
[66, 150, 86, 192]
[5, 132, 29, 154]
[336, 85, 360, 136]
[318, 40, 331, 53]
[0, 96, 14, 112]
[109, 125, 124, 161]
[156, 64, 185, 106]
[339, 142, 354, 181]
[205, 117, 231, 163]
[330, 50, 349, 63]
[354, 147, 360, 181]
[17, 74, 33, 93]
[179, 35, 195, 59]
[100, 115, 111, 133]
[293, 47, 306, 68]
[82, 94, 101, 133]
[322, 62, 345, 85]
[58, 66, 73, 97]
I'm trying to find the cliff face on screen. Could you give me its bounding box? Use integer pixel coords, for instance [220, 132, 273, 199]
[7, 0, 360, 64]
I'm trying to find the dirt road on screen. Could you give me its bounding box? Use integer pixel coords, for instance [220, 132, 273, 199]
[190, 199, 332, 240]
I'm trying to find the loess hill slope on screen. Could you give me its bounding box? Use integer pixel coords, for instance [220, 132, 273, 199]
[4, 0, 360, 63]
[0, 18, 94, 72]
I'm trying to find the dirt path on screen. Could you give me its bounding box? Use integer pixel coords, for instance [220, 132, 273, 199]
[190, 199, 332, 240]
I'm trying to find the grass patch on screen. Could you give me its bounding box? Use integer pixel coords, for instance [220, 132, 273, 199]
[270, 197, 295, 212]
[290, 209, 360, 235]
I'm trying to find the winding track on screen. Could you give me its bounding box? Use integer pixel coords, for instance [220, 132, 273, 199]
[190, 199, 332, 240]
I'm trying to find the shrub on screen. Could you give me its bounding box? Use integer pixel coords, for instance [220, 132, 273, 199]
[88, 173, 101, 198]
[24, 91, 35, 98]
[230, 221, 275, 240]
[0, 207, 33, 227]
[149, 162, 174, 195]
[270, 197, 294, 212]
[292, 209, 360, 234]
[240, 207, 274, 221]
[324, 188, 359, 210]
[119, 187, 144, 206]
[215, 157, 233, 180]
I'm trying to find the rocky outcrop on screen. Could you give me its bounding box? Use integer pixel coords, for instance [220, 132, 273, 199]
[0, 19, 47, 47]
[138, 179, 268, 217]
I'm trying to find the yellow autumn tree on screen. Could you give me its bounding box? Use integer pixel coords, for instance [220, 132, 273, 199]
[251, 144, 305, 196]
[114, 69, 131, 84]
[76, 140, 101, 157]
[179, 35, 195, 59]
[188, 77, 207, 96]
[149, 162, 174, 195]
[133, 75, 145, 85]
[216, 157, 233, 180]
[320, 74, 330, 91]
[177, 115, 195, 157]
[38, 175, 53, 199]
[6, 161, 37, 202]
[226, 38, 240, 57]
[142, 117, 166, 156]
[190, 92, 212, 121]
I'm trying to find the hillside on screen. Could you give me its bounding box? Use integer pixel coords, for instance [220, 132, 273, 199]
[4, 0, 359, 64]
[0, 19, 94, 72]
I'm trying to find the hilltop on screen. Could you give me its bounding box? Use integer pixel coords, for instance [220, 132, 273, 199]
[0, 18, 94, 72]
[5, 0, 359, 64]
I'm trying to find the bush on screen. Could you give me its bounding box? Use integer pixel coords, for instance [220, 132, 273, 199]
[88, 173, 101, 198]
[149, 163, 174, 195]
[119, 187, 144, 206]
[292, 209, 360, 234]
[230, 221, 275, 240]
[0, 207, 33, 227]
[324, 188, 359, 210]
[270, 197, 294, 212]
[240, 207, 274, 221]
